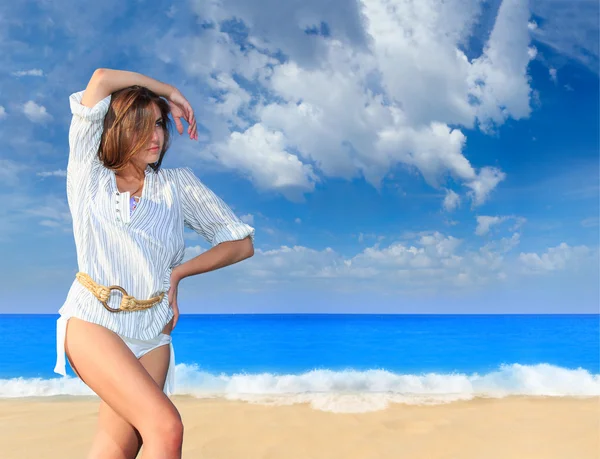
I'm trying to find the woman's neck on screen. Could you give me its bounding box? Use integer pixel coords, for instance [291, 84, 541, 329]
[115, 162, 148, 182]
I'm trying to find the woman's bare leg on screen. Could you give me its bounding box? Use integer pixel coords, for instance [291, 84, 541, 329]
[85, 319, 175, 459]
[88, 402, 142, 459]
[86, 343, 172, 459]
[65, 318, 183, 459]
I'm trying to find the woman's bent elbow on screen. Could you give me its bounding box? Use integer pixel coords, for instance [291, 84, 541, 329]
[92, 68, 107, 80]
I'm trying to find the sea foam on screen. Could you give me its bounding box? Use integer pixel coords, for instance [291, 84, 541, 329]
[1, 363, 598, 413]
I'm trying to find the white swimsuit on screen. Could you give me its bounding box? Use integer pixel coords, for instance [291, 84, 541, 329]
[55, 90, 255, 396]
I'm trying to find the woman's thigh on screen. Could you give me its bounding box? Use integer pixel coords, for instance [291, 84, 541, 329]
[64, 317, 180, 437]
[92, 342, 173, 458]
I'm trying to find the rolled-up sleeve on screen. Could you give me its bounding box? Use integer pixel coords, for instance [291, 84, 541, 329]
[175, 167, 255, 246]
[68, 90, 111, 167]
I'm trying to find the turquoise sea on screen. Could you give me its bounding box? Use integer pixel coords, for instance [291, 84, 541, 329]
[1, 314, 598, 412]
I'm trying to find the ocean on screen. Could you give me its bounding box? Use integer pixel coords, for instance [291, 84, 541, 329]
[1, 314, 598, 413]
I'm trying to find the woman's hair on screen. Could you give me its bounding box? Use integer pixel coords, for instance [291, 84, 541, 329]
[99, 85, 173, 172]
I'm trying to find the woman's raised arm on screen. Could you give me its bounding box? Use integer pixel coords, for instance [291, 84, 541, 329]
[80, 68, 197, 139]
[80, 68, 175, 108]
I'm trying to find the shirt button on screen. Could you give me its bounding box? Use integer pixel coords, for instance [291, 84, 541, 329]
[116, 209, 120, 213]
[116, 218, 121, 222]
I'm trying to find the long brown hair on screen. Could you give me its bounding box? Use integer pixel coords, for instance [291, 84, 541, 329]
[99, 85, 173, 172]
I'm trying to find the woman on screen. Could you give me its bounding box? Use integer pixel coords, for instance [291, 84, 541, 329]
[54, 68, 255, 458]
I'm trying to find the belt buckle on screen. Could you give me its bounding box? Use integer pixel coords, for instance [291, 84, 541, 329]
[102, 285, 128, 313]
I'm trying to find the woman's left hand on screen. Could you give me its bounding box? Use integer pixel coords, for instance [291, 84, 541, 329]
[168, 277, 180, 330]
[167, 88, 198, 141]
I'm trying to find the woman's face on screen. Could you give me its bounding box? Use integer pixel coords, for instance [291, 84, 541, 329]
[132, 103, 165, 166]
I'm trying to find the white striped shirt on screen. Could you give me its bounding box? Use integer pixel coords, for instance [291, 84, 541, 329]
[54, 90, 255, 383]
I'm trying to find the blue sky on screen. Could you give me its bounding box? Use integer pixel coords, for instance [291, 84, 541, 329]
[0, 0, 598, 313]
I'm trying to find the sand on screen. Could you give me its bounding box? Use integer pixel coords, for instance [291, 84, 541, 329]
[0, 396, 598, 458]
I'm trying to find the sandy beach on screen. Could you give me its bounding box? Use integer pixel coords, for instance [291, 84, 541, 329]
[0, 396, 597, 458]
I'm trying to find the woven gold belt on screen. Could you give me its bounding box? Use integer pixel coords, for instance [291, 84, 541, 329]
[76, 272, 165, 313]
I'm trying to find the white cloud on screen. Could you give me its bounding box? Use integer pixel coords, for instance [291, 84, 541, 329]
[509, 217, 527, 231]
[212, 123, 317, 200]
[475, 215, 525, 236]
[219, 230, 530, 292]
[0, 106, 6, 120]
[466, 167, 506, 206]
[37, 169, 67, 178]
[467, 0, 535, 132]
[475, 215, 507, 236]
[193, 231, 596, 295]
[11, 69, 44, 77]
[519, 243, 592, 273]
[168, 0, 535, 204]
[183, 245, 207, 262]
[208, 73, 253, 128]
[240, 213, 255, 225]
[23, 101, 52, 123]
[190, 0, 367, 67]
[549, 67, 557, 83]
[295, 218, 302, 224]
[482, 232, 521, 255]
[443, 189, 461, 212]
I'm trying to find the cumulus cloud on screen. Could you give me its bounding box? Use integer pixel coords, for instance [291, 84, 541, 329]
[466, 167, 507, 206]
[183, 245, 207, 261]
[468, 0, 534, 132]
[240, 213, 255, 225]
[0, 106, 6, 120]
[164, 0, 536, 204]
[475, 215, 526, 236]
[211, 230, 533, 292]
[475, 215, 507, 236]
[212, 123, 318, 201]
[443, 189, 461, 212]
[191, 230, 596, 295]
[509, 217, 527, 231]
[519, 243, 592, 273]
[23, 101, 52, 123]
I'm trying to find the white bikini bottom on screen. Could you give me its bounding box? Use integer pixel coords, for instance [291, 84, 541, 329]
[54, 316, 176, 396]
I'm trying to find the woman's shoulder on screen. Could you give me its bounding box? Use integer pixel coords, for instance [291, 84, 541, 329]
[159, 166, 193, 180]
[159, 166, 201, 182]
[158, 167, 201, 191]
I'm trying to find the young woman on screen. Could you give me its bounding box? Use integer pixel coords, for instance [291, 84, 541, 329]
[54, 68, 255, 458]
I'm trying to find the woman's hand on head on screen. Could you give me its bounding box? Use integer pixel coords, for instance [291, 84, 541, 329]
[167, 88, 198, 141]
